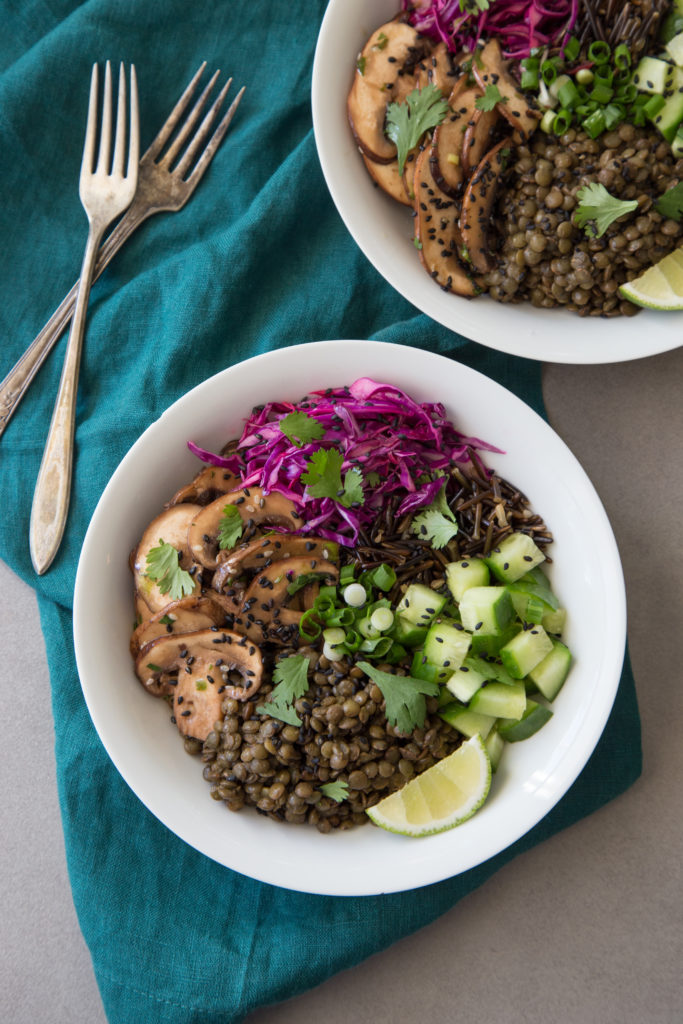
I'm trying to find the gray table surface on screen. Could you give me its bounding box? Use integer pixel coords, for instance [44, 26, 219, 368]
[2, 351, 682, 1024]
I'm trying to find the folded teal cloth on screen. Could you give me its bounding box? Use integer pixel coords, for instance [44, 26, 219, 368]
[0, 2, 642, 1022]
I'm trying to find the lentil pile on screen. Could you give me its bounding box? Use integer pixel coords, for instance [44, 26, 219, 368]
[483, 123, 683, 316]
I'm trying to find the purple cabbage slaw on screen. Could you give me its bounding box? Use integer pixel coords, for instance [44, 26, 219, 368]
[403, 0, 579, 60]
[188, 378, 502, 547]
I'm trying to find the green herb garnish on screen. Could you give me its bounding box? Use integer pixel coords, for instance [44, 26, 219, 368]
[410, 484, 458, 549]
[385, 83, 449, 175]
[279, 410, 326, 448]
[475, 83, 506, 112]
[195, 680, 207, 691]
[301, 448, 364, 509]
[574, 183, 638, 238]
[373, 31, 389, 51]
[356, 55, 366, 75]
[358, 661, 439, 734]
[655, 182, 683, 222]
[320, 780, 350, 802]
[145, 540, 194, 600]
[217, 505, 244, 550]
[256, 653, 310, 726]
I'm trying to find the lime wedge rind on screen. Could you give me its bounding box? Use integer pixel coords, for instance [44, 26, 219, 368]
[619, 246, 683, 311]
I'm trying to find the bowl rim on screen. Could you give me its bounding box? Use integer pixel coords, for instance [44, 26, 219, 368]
[73, 339, 626, 895]
[311, 0, 683, 365]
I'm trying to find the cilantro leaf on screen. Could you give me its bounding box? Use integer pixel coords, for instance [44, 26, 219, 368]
[475, 84, 506, 112]
[301, 448, 364, 509]
[279, 410, 326, 448]
[145, 540, 195, 600]
[217, 505, 243, 550]
[574, 183, 638, 239]
[410, 484, 458, 548]
[256, 653, 310, 726]
[385, 84, 449, 175]
[655, 181, 683, 222]
[320, 780, 349, 802]
[358, 661, 439, 734]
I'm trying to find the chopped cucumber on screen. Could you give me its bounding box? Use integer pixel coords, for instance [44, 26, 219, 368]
[499, 624, 554, 679]
[396, 584, 446, 626]
[410, 650, 442, 684]
[439, 704, 496, 740]
[541, 606, 566, 635]
[484, 727, 505, 772]
[506, 566, 559, 611]
[633, 56, 674, 94]
[528, 640, 572, 701]
[655, 88, 683, 141]
[469, 681, 527, 720]
[445, 557, 489, 602]
[483, 532, 545, 583]
[672, 121, 683, 157]
[470, 624, 520, 656]
[422, 620, 471, 679]
[509, 590, 548, 625]
[445, 661, 489, 703]
[459, 586, 515, 635]
[666, 31, 683, 67]
[497, 699, 553, 741]
[392, 613, 428, 648]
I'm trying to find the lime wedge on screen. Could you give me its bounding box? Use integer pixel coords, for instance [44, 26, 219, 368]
[618, 248, 683, 310]
[366, 734, 491, 837]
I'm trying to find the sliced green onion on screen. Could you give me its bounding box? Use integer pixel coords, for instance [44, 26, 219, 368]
[644, 94, 666, 119]
[549, 73, 571, 100]
[588, 40, 611, 64]
[563, 36, 581, 63]
[612, 66, 632, 86]
[616, 83, 637, 104]
[590, 81, 614, 104]
[342, 628, 363, 652]
[299, 608, 322, 641]
[541, 58, 559, 85]
[343, 582, 367, 607]
[594, 65, 614, 86]
[552, 109, 572, 135]
[521, 55, 540, 72]
[582, 108, 606, 139]
[540, 108, 556, 133]
[357, 617, 381, 640]
[313, 594, 335, 616]
[370, 606, 395, 632]
[323, 626, 346, 647]
[324, 606, 356, 627]
[603, 103, 624, 129]
[339, 565, 356, 586]
[613, 43, 631, 69]
[575, 68, 594, 86]
[521, 67, 539, 90]
[557, 79, 580, 108]
[632, 107, 647, 127]
[362, 563, 396, 592]
[359, 635, 393, 657]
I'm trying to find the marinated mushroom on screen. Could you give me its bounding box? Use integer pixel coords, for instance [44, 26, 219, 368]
[132, 504, 203, 616]
[187, 487, 300, 570]
[129, 595, 228, 658]
[461, 106, 500, 176]
[362, 154, 413, 205]
[460, 137, 512, 273]
[471, 39, 540, 143]
[232, 556, 339, 643]
[167, 465, 239, 507]
[214, 533, 339, 583]
[430, 77, 482, 197]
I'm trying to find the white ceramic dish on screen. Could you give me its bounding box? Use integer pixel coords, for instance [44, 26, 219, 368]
[311, 0, 683, 364]
[74, 340, 625, 895]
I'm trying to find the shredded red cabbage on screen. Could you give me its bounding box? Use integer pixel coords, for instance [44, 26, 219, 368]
[403, 0, 578, 60]
[188, 378, 502, 547]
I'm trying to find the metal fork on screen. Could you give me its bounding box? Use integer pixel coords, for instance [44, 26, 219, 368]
[0, 64, 245, 443]
[29, 62, 139, 575]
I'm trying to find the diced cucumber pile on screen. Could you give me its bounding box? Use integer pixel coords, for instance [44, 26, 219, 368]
[634, 9, 683, 155]
[393, 532, 573, 775]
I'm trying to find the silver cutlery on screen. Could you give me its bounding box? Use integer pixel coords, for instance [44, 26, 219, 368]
[0, 64, 245, 444]
[29, 61, 139, 575]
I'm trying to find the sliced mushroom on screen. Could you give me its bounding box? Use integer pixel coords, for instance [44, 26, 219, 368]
[430, 77, 482, 197]
[413, 147, 479, 297]
[362, 154, 412, 205]
[348, 20, 427, 163]
[402, 147, 422, 203]
[135, 629, 264, 740]
[167, 465, 239, 507]
[461, 106, 500, 176]
[129, 595, 227, 659]
[414, 41, 458, 95]
[472, 39, 540, 143]
[232, 556, 339, 644]
[214, 533, 339, 584]
[187, 488, 300, 570]
[132, 504, 203, 616]
[460, 137, 512, 273]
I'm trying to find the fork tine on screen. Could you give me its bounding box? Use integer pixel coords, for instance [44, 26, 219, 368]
[185, 86, 245, 189]
[112, 62, 127, 177]
[174, 79, 237, 181]
[96, 60, 113, 174]
[127, 65, 140, 176]
[159, 69, 222, 169]
[143, 62, 207, 162]
[82, 64, 99, 177]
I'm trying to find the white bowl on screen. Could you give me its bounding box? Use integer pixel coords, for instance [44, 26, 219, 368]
[312, 0, 683, 364]
[74, 340, 625, 895]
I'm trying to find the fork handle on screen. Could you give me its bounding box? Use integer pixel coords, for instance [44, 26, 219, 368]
[0, 198, 149, 441]
[29, 222, 106, 574]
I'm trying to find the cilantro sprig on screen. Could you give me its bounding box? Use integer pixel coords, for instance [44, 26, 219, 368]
[301, 448, 364, 509]
[320, 780, 350, 803]
[279, 410, 326, 448]
[410, 483, 458, 549]
[385, 83, 449, 175]
[574, 183, 638, 239]
[145, 540, 194, 600]
[217, 505, 244, 550]
[358, 661, 439, 735]
[256, 653, 310, 726]
[655, 181, 683, 222]
[475, 84, 506, 112]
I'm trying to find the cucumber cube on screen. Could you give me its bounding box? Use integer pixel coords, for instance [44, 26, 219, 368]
[469, 681, 527, 720]
[439, 704, 496, 740]
[484, 727, 505, 772]
[541, 606, 566, 636]
[423, 620, 471, 678]
[393, 613, 428, 648]
[459, 586, 515, 635]
[410, 650, 442, 684]
[471, 624, 520, 656]
[497, 699, 553, 742]
[500, 625, 554, 679]
[666, 30, 683, 66]
[445, 661, 489, 702]
[633, 56, 674, 93]
[445, 557, 489, 602]
[396, 584, 446, 626]
[483, 532, 546, 583]
[528, 640, 572, 701]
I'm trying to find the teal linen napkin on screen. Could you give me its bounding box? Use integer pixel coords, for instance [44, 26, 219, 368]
[0, 2, 641, 1022]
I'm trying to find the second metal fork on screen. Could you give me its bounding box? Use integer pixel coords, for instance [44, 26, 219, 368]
[30, 62, 139, 575]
